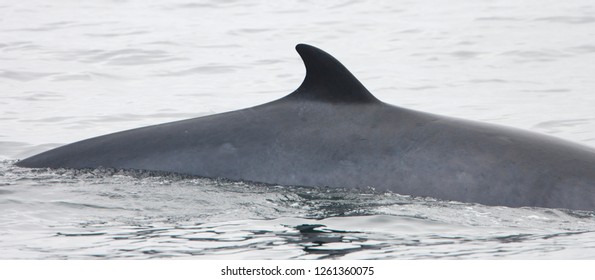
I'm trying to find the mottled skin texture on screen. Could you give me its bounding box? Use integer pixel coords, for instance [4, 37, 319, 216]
[17, 44, 595, 211]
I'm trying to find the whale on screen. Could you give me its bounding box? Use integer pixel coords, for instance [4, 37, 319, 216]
[16, 44, 595, 211]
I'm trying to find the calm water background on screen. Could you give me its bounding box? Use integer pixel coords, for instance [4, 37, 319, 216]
[2, 0, 595, 259]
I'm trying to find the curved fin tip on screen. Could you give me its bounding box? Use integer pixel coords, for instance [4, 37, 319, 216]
[287, 44, 380, 104]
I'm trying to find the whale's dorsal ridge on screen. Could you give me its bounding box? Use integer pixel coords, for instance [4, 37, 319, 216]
[285, 44, 380, 104]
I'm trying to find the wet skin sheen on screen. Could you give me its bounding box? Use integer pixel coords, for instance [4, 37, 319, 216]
[17, 44, 595, 211]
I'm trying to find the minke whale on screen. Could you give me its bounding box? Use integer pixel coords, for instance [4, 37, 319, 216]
[17, 44, 595, 211]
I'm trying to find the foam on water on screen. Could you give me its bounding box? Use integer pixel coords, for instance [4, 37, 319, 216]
[2, 0, 595, 259]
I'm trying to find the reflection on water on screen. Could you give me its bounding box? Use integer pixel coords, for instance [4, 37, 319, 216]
[47, 220, 385, 259]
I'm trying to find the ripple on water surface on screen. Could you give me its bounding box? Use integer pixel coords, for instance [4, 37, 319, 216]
[3, 0, 595, 259]
[1, 161, 595, 259]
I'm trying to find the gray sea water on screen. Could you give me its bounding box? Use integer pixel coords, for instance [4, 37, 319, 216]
[2, 0, 595, 259]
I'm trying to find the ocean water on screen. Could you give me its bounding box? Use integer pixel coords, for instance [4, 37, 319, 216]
[2, 0, 595, 259]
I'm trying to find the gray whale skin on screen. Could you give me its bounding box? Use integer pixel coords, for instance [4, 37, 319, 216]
[17, 44, 595, 211]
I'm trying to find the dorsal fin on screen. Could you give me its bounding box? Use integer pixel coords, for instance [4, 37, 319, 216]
[285, 44, 380, 103]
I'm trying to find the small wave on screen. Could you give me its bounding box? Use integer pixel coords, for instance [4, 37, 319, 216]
[57, 232, 106, 237]
[52, 201, 128, 210]
[157, 65, 241, 76]
[0, 70, 56, 82]
[535, 16, 595, 24]
[71, 48, 184, 65]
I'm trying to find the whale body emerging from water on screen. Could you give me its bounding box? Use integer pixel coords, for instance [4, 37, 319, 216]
[17, 44, 595, 211]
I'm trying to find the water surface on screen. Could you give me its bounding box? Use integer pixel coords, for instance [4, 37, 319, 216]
[2, 0, 595, 259]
